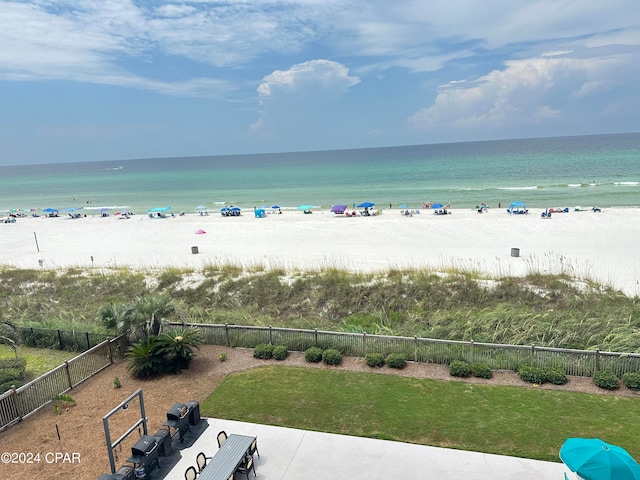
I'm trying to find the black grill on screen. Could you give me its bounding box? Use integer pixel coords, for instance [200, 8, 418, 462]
[163, 402, 191, 442]
[127, 435, 159, 479]
[153, 428, 173, 457]
[186, 400, 201, 425]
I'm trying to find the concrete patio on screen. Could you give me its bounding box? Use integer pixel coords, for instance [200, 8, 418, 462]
[154, 418, 568, 480]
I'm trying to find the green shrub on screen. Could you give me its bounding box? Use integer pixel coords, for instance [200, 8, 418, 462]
[0, 379, 23, 393]
[518, 365, 546, 384]
[322, 349, 342, 365]
[386, 353, 407, 369]
[594, 370, 620, 390]
[622, 372, 640, 391]
[304, 347, 323, 363]
[365, 353, 385, 368]
[52, 393, 75, 415]
[449, 360, 471, 377]
[0, 368, 23, 385]
[272, 345, 288, 361]
[545, 368, 568, 385]
[470, 363, 492, 379]
[0, 358, 26, 370]
[253, 343, 274, 360]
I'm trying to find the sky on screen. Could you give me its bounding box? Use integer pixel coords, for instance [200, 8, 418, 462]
[0, 1, 639, 166]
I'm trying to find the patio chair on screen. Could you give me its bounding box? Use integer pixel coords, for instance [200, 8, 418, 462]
[217, 430, 228, 448]
[235, 455, 256, 480]
[196, 451, 212, 473]
[248, 437, 260, 458]
[185, 465, 198, 480]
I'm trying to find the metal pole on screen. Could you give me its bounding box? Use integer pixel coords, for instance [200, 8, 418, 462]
[33, 232, 40, 252]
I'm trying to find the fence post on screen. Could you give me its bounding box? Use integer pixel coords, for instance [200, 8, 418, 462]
[64, 361, 73, 389]
[107, 338, 113, 363]
[530, 344, 536, 366]
[225, 323, 230, 347]
[595, 349, 600, 372]
[269, 326, 273, 344]
[362, 333, 367, 357]
[314, 328, 318, 345]
[414, 336, 418, 362]
[58, 330, 64, 350]
[86, 332, 91, 350]
[11, 385, 23, 422]
[470, 339, 474, 364]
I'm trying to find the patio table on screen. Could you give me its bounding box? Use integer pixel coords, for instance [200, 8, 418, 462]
[198, 434, 256, 480]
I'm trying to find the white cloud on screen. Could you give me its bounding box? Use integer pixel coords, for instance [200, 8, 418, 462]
[257, 59, 360, 97]
[407, 52, 636, 131]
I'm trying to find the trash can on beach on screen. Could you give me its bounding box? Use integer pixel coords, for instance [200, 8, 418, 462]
[511, 248, 520, 257]
[191, 246, 199, 254]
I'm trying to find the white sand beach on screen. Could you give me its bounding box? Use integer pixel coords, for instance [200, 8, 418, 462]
[1, 206, 639, 297]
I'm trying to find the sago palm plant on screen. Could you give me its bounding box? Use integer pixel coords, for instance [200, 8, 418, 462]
[157, 327, 202, 371]
[125, 336, 165, 378]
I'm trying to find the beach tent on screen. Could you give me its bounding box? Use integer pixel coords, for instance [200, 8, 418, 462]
[331, 204, 347, 214]
[255, 208, 266, 218]
[508, 201, 527, 214]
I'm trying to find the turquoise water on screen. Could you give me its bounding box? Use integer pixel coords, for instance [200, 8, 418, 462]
[1, 133, 639, 213]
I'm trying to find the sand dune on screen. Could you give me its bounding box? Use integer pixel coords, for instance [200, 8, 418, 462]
[1, 207, 638, 296]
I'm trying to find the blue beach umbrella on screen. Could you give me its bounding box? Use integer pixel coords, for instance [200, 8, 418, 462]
[271, 205, 280, 209]
[399, 204, 409, 209]
[560, 438, 640, 480]
[298, 205, 314, 210]
[357, 202, 375, 208]
[43, 208, 58, 213]
[431, 203, 444, 209]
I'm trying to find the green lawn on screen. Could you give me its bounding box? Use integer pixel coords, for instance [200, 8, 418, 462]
[0, 344, 77, 381]
[201, 366, 640, 462]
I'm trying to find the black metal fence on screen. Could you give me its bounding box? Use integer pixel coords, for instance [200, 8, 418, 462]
[18, 327, 113, 352]
[168, 322, 640, 377]
[0, 335, 127, 432]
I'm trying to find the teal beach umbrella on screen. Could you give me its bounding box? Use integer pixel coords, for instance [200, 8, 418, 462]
[560, 438, 640, 480]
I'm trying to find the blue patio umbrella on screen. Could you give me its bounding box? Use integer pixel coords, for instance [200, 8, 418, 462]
[560, 438, 640, 480]
[357, 202, 375, 208]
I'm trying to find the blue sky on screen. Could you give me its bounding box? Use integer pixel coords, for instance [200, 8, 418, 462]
[1, 1, 639, 166]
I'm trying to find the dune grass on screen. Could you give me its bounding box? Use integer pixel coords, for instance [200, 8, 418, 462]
[201, 366, 640, 462]
[3, 265, 640, 352]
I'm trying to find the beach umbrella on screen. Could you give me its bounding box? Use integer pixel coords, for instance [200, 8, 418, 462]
[560, 438, 640, 480]
[357, 202, 375, 208]
[298, 205, 314, 210]
[331, 204, 347, 214]
[271, 205, 280, 209]
[43, 208, 58, 213]
[431, 203, 444, 209]
[195, 229, 206, 235]
[399, 204, 409, 209]
[195, 205, 207, 211]
[147, 206, 172, 213]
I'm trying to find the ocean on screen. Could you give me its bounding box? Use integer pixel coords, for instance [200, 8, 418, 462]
[1, 132, 639, 214]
